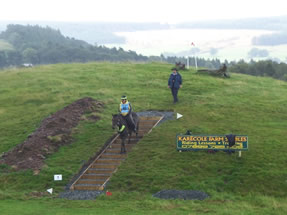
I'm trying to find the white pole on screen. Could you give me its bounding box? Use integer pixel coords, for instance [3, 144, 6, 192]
[186, 56, 189, 69]
[191, 42, 198, 71]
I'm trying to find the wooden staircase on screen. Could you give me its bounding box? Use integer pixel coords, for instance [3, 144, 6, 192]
[70, 116, 163, 191]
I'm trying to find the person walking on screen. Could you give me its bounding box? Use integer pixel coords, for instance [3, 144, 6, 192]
[168, 68, 182, 103]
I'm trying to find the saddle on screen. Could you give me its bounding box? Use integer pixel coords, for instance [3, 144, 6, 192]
[121, 112, 136, 131]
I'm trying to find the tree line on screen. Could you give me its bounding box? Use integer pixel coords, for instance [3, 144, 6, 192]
[0, 24, 148, 67]
[227, 60, 287, 81]
[164, 56, 287, 81]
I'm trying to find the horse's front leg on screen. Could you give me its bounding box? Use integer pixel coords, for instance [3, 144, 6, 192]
[121, 139, 126, 154]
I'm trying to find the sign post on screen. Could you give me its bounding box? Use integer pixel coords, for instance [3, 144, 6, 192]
[176, 134, 248, 156]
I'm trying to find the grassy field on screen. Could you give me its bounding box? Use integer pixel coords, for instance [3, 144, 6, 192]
[0, 62, 286, 214]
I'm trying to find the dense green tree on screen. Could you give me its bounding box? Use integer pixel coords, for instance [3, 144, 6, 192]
[0, 51, 7, 67]
[5, 50, 22, 66]
[22, 48, 38, 64]
[228, 60, 287, 81]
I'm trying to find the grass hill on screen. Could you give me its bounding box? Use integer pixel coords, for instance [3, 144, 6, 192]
[0, 62, 286, 214]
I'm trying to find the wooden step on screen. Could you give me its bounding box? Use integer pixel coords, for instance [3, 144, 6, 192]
[109, 143, 136, 149]
[91, 163, 120, 169]
[74, 184, 103, 191]
[105, 148, 132, 154]
[140, 118, 160, 121]
[86, 168, 116, 174]
[81, 173, 111, 180]
[76, 179, 106, 184]
[138, 126, 155, 130]
[114, 139, 139, 144]
[110, 143, 136, 148]
[139, 124, 157, 128]
[139, 116, 162, 120]
[138, 129, 152, 133]
[130, 133, 149, 137]
[139, 121, 158, 125]
[127, 130, 147, 134]
[95, 158, 124, 164]
[101, 153, 127, 159]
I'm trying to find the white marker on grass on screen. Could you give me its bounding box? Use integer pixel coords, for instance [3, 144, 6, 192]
[177, 113, 183, 119]
[47, 188, 53, 194]
[54, 174, 62, 181]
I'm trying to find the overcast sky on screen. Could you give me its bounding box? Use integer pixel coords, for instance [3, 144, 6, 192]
[1, 0, 287, 23]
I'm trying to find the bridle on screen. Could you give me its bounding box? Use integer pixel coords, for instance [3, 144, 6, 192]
[112, 115, 125, 133]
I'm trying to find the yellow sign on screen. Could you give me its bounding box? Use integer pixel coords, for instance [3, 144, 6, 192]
[177, 135, 248, 151]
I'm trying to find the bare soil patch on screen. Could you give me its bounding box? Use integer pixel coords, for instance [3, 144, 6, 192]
[0, 97, 104, 171]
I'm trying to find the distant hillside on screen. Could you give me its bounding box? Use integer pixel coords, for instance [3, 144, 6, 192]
[0, 24, 148, 67]
[0, 21, 170, 45]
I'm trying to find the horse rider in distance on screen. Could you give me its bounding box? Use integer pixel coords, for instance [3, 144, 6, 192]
[119, 95, 136, 132]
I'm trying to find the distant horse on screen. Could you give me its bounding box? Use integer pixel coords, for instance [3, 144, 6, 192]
[112, 113, 140, 153]
[175, 62, 186, 70]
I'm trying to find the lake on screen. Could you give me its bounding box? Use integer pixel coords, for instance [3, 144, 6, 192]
[106, 28, 287, 62]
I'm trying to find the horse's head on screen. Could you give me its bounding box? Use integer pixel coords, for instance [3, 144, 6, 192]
[112, 114, 121, 129]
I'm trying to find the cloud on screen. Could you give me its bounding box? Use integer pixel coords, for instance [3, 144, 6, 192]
[248, 48, 269, 58]
[163, 47, 201, 57]
[209, 48, 218, 55]
[252, 32, 287, 46]
[2, 0, 287, 23]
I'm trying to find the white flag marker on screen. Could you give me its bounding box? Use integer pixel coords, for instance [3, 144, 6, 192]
[177, 113, 183, 119]
[47, 188, 53, 194]
[54, 174, 62, 181]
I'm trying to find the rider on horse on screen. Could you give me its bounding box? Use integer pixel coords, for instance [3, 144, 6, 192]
[119, 95, 136, 132]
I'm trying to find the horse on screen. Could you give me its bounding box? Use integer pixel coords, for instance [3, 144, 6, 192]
[175, 62, 186, 70]
[112, 113, 140, 154]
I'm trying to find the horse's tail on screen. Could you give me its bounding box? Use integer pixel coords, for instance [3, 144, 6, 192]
[136, 119, 139, 137]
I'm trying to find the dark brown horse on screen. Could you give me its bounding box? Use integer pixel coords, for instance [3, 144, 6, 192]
[175, 62, 186, 70]
[112, 113, 140, 153]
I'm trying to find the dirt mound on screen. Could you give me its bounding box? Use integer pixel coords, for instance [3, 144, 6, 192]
[0, 97, 104, 171]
